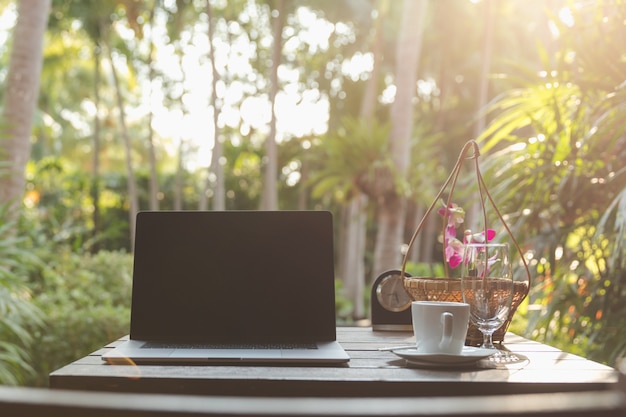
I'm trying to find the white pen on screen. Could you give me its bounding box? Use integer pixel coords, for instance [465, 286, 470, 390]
[378, 345, 415, 351]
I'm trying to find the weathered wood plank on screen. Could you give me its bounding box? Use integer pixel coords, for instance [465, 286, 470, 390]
[49, 328, 618, 397]
[3, 386, 625, 417]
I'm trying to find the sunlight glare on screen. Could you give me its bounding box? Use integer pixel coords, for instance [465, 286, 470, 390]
[294, 8, 334, 53]
[142, 5, 337, 169]
[381, 83, 396, 105]
[559, 7, 574, 27]
[555, 246, 563, 261]
[240, 96, 271, 129]
[510, 142, 526, 151]
[0, 4, 16, 56]
[417, 78, 439, 101]
[153, 107, 181, 139]
[342, 52, 374, 82]
[275, 91, 329, 138]
[278, 66, 301, 85]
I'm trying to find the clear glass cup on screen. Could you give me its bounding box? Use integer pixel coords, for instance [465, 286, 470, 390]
[461, 243, 513, 352]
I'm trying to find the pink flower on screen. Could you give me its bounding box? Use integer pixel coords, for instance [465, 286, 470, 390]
[438, 203, 464, 233]
[445, 238, 464, 268]
[464, 229, 496, 244]
[438, 202, 496, 269]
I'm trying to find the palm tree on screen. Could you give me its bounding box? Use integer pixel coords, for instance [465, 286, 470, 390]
[91, 42, 103, 248]
[260, 0, 286, 211]
[0, 0, 50, 385]
[339, 0, 387, 319]
[310, 117, 390, 319]
[0, 0, 52, 215]
[371, 0, 427, 275]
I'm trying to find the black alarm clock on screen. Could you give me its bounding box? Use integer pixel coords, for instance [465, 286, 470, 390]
[371, 269, 413, 331]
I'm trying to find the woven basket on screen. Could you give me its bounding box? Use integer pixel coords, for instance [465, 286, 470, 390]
[400, 141, 531, 346]
[404, 278, 528, 346]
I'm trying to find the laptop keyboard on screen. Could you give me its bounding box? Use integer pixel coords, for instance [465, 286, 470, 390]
[141, 342, 318, 350]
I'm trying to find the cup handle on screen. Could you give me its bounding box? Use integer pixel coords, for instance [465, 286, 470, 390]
[439, 312, 454, 350]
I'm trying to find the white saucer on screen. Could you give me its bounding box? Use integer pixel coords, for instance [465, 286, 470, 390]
[391, 346, 495, 367]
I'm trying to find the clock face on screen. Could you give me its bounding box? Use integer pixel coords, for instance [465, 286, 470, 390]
[375, 273, 412, 312]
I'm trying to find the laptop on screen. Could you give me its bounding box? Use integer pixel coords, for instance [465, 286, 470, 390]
[102, 210, 350, 365]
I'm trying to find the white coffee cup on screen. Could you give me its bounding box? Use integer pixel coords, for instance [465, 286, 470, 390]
[411, 301, 470, 355]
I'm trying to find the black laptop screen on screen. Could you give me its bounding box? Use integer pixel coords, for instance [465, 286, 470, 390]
[129, 211, 337, 344]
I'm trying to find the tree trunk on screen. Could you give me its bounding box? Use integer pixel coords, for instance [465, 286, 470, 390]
[174, 44, 187, 212]
[0, 0, 51, 215]
[174, 147, 184, 211]
[339, 194, 368, 319]
[201, 0, 225, 211]
[146, 4, 160, 211]
[371, 0, 427, 275]
[260, 0, 285, 211]
[105, 26, 140, 250]
[373, 195, 406, 272]
[297, 157, 309, 210]
[91, 46, 102, 250]
[359, 0, 386, 119]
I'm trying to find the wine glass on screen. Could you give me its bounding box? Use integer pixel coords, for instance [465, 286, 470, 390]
[461, 243, 513, 353]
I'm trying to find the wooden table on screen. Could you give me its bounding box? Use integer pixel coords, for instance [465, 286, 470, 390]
[49, 327, 617, 397]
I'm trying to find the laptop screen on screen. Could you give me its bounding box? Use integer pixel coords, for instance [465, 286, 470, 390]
[129, 211, 337, 344]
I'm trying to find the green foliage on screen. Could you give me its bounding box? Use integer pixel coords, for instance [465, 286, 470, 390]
[24, 157, 130, 251]
[24, 248, 132, 386]
[477, 0, 626, 365]
[334, 279, 354, 325]
[309, 117, 391, 202]
[0, 205, 43, 386]
[404, 261, 445, 278]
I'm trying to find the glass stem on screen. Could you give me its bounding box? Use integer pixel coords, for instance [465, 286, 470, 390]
[482, 332, 496, 350]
